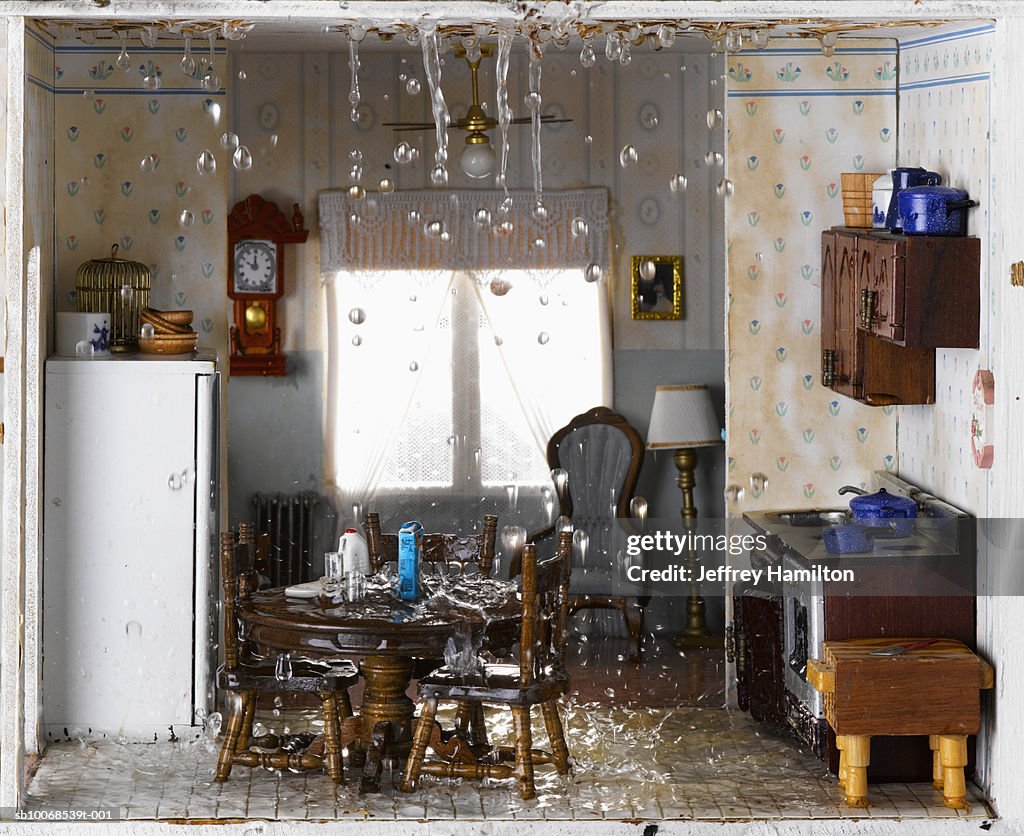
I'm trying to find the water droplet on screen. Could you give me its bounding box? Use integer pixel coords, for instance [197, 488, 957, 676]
[494, 335, 504, 346]
[705, 150, 724, 167]
[394, 141, 415, 165]
[179, 209, 195, 227]
[140, 26, 158, 48]
[430, 165, 448, 186]
[537, 331, 550, 345]
[474, 208, 492, 227]
[584, 135, 593, 145]
[79, 177, 88, 188]
[409, 361, 419, 372]
[669, 174, 688, 193]
[351, 335, 362, 347]
[657, 24, 677, 49]
[274, 653, 292, 681]
[220, 131, 239, 150]
[524, 91, 541, 108]
[409, 294, 417, 302]
[707, 108, 724, 129]
[495, 220, 514, 236]
[125, 620, 142, 640]
[725, 29, 744, 52]
[717, 178, 735, 197]
[120, 284, 134, 304]
[605, 34, 621, 62]
[489, 277, 512, 296]
[639, 259, 656, 280]
[619, 144, 638, 168]
[407, 209, 421, 223]
[378, 178, 395, 193]
[580, 42, 596, 68]
[539, 293, 549, 306]
[349, 148, 363, 163]
[142, 74, 161, 91]
[533, 237, 545, 249]
[196, 149, 216, 176]
[237, 69, 248, 80]
[531, 202, 548, 221]
[348, 308, 366, 325]
[571, 217, 589, 238]
[405, 77, 421, 95]
[584, 263, 603, 283]
[755, 251, 764, 261]
[232, 145, 253, 171]
[424, 220, 445, 239]
[139, 154, 156, 173]
[347, 185, 366, 200]
[140, 323, 155, 339]
[82, 89, 94, 101]
[619, 43, 632, 65]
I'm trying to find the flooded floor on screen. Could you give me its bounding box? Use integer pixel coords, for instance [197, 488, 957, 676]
[25, 638, 990, 823]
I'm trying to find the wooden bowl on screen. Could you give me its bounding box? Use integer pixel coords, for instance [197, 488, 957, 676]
[140, 307, 193, 335]
[160, 309, 194, 326]
[138, 332, 198, 355]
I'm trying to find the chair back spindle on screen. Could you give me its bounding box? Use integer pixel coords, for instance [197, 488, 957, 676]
[219, 531, 239, 672]
[518, 532, 572, 687]
[363, 514, 499, 577]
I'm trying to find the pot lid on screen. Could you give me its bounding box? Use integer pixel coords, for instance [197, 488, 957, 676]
[848, 488, 918, 516]
[899, 185, 969, 199]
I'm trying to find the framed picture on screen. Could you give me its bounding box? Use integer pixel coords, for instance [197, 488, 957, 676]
[630, 255, 684, 320]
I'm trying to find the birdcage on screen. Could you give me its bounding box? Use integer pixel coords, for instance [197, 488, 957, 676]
[75, 244, 151, 353]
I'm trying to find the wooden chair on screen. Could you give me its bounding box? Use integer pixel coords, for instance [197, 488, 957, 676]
[215, 524, 362, 784]
[363, 512, 499, 744]
[526, 406, 649, 661]
[399, 532, 573, 800]
[363, 512, 498, 576]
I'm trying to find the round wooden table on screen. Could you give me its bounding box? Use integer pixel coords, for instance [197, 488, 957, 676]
[237, 574, 520, 789]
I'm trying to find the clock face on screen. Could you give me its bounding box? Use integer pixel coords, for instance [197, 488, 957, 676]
[233, 239, 278, 294]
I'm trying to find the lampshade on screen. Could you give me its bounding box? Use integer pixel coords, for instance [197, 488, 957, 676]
[646, 384, 721, 450]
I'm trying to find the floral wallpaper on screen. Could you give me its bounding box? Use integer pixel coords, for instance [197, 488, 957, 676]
[52, 37, 228, 357]
[895, 25, 994, 516]
[725, 40, 899, 511]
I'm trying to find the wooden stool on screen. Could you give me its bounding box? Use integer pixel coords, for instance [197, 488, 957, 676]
[808, 638, 993, 811]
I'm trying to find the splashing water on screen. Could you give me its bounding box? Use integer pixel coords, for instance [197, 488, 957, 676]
[494, 28, 514, 202]
[419, 25, 450, 187]
[528, 47, 544, 206]
[348, 34, 361, 124]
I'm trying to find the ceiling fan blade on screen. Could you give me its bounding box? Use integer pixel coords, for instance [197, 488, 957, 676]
[508, 116, 575, 125]
[382, 121, 437, 129]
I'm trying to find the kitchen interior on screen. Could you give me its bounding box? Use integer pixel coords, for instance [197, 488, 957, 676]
[3, 3, 1024, 831]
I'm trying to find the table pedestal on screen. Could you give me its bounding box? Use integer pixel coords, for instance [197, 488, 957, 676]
[360, 655, 415, 752]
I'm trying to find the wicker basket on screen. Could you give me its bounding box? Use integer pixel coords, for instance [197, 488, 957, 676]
[75, 244, 151, 353]
[841, 173, 883, 228]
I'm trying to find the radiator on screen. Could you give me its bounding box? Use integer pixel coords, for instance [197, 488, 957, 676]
[251, 491, 324, 587]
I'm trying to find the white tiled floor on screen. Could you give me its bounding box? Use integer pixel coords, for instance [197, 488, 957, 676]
[24, 705, 991, 822]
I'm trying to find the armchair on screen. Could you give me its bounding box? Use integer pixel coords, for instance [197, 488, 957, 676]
[527, 406, 648, 662]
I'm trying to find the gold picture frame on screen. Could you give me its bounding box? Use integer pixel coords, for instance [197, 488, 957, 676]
[631, 255, 684, 320]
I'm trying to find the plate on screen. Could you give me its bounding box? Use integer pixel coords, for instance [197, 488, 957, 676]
[284, 581, 323, 599]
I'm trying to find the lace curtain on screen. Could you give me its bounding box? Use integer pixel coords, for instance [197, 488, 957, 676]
[318, 189, 613, 554]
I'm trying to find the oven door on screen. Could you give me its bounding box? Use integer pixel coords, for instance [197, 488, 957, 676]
[781, 554, 825, 719]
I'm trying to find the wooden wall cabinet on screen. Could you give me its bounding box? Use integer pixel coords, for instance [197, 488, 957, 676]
[821, 230, 935, 405]
[822, 227, 978, 406]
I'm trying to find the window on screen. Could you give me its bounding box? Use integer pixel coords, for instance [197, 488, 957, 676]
[324, 267, 609, 532]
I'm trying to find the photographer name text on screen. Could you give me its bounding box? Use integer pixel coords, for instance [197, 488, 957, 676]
[625, 563, 855, 585]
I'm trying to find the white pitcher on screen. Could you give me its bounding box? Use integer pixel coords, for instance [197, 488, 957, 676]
[339, 528, 371, 575]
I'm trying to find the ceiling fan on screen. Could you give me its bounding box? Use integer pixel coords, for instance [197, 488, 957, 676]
[383, 45, 573, 179]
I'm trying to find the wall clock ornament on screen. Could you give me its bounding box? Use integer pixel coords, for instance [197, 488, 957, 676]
[227, 194, 308, 376]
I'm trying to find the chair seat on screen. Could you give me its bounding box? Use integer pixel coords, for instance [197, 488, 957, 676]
[418, 663, 569, 706]
[218, 658, 359, 693]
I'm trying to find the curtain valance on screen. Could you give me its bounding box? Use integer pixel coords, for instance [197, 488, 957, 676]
[318, 187, 610, 274]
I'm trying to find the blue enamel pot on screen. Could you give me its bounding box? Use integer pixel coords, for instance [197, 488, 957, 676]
[898, 185, 978, 236]
[840, 487, 918, 537]
[885, 167, 941, 230]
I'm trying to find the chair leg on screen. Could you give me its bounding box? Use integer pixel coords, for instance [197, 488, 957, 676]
[540, 701, 571, 775]
[338, 689, 354, 720]
[400, 698, 437, 793]
[454, 701, 473, 737]
[215, 690, 252, 782]
[939, 734, 970, 810]
[320, 690, 345, 784]
[237, 690, 256, 752]
[470, 703, 489, 749]
[511, 705, 536, 800]
[623, 597, 644, 663]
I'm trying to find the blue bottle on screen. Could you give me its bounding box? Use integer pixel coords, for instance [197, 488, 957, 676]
[398, 521, 423, 601]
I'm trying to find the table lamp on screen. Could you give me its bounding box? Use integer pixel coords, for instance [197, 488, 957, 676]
[646, 384, 722, 645]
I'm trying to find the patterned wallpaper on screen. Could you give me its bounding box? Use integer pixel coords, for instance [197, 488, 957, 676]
[895, 24, 994, 516]
[51, 35, 228, 356]
[725, 40, 899, 511]
[228, 45, 725, 352]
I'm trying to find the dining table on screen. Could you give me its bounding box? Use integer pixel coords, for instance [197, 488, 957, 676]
[237, 572, 521, 791]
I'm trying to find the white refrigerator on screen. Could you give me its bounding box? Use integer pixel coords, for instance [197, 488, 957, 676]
[43, 354, 219, 742]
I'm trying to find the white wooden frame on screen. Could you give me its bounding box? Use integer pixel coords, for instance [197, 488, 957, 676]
[4, 2, 1024, 829]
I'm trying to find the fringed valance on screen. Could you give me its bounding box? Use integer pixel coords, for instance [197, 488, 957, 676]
[318, 188, 610, 274]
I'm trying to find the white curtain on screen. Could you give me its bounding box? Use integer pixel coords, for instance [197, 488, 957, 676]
[319, 189, 613, 537]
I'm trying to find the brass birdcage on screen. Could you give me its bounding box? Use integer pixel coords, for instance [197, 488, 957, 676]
[75, 244, 151, 353]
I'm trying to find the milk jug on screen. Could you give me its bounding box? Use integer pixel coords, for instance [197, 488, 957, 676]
[339, 528, 371, 575]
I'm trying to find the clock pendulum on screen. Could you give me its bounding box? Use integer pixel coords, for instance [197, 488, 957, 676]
[226, 194, 309, 376]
